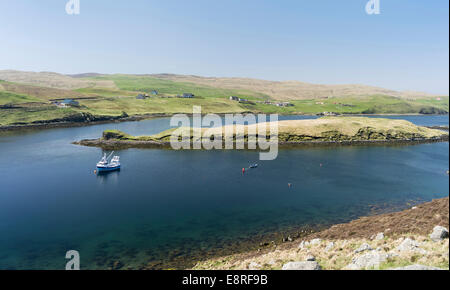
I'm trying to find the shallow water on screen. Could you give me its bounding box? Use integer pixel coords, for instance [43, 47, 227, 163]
[0, 115, 448, 269]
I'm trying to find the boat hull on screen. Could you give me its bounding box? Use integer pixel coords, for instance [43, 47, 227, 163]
[96, 165, 121, 172]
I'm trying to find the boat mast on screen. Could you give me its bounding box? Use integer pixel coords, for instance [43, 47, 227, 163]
[106, 151, 115, 161]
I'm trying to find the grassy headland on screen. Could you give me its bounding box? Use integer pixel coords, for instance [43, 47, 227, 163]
[74, 117, 449, 149]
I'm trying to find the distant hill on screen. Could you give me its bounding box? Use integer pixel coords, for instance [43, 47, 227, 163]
[148, 74, 437, 100]
[0, 70, 116, 90]
[67, 73, 105, 79]
[0, 80, 86, 101]
[0, 70, 444, 101]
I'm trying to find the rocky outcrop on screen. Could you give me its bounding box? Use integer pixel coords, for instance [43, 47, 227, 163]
[282, 261, 321, 270]
[345, 251, 388, 270]
[248, 262, 262, 270]
[354, 243, 373, 254]
[396, 238, 427, 254]
[389, 264, 444, 270]
[28, 111, 129, 125]
[374, 233, 384, 240]
[430, 226, 449, 242]
[325, 242, 335, 251]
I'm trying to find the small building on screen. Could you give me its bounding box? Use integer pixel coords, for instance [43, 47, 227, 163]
[136, 94, 148, 100]
[181, 93, 195, 98]
[151, 90, 159, 96]
[61, 99, 79, 107]
[177, 93, 195, 99]
[238, 98, 248, 102]
[276, 102, 294, 107]
[229, 96, 239, 101]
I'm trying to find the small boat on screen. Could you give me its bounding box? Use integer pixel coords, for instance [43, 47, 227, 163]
[249, 163, 258, 169]
[96, 152, 121, 172]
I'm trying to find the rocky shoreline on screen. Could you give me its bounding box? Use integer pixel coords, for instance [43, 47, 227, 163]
[0, 112, 173, 132]
[73, 118, 449, 150]
[1, 112, 448, 132]
[74, 135, 449, 150]
[193, 197, 450, 270]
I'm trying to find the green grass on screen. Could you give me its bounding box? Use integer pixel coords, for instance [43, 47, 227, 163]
[0, 106, 78, 125]
[102, 117, 447, 144]
[242, 95, 449, 115]
[74, 87, 138, 97]
[0, 91, 42, 105]
[78, 96, 248, 116]
[86, 75, 270, 100]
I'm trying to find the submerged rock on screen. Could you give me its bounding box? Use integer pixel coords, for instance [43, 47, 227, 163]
[282, 261, 321, 270]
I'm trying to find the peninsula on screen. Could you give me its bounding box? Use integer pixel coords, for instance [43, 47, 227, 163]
[74, 117, 449, 149]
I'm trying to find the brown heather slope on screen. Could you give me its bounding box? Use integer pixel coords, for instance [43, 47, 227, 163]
[0, 81, 87, 101]
[150, 74, 436, 100]
[310, 197, 449, 240]
[0, 70, 117, 90]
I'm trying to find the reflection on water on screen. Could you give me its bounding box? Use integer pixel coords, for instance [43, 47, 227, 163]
[96, 170, 121, 183]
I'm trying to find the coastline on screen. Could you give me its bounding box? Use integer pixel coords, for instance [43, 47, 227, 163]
[193, 197, 450, 270]
[128, 197, 446, 270]
[72, 117, 449, 150]
[74, 135, 449, 150]
[1, 112, 448, 132]
[0, 113, 173, 132]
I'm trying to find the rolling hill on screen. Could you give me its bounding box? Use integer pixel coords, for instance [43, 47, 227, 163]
[0, 70, 448, 128]
[1, 70, 444, 101]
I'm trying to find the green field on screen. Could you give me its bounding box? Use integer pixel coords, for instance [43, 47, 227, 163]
[74, 87, 138, 97]
[87, 75, 270, 100]
[0, 73, 448, 127]
[0, 91, 42, 105]
[0, 106, 78, 126]
[240, 95, 448, 115]
[79, 96, 248, 116]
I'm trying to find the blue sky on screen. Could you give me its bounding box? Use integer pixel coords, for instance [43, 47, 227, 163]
[0, 0, 448, 94]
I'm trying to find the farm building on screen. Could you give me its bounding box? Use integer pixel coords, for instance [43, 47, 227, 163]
[180, 93, 195, 98]
[61, 99, 80, 107]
